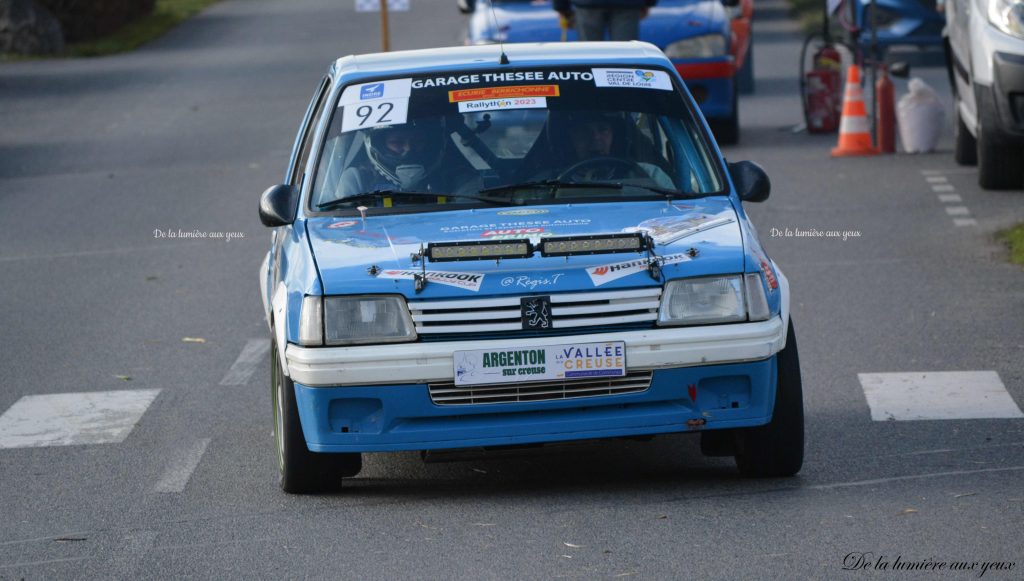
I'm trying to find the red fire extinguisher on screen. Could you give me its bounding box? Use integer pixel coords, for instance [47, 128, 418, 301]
[875, 64, 896, 153]
[802, 43, 843, 133]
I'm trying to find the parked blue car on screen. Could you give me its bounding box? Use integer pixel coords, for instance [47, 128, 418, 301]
[849, 0, 945, 50]
[259, 42, 802, 493]
[460, 0, 752, 144]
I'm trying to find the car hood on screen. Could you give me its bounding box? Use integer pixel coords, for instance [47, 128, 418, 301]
[307, 199, 745, 298]
[479, 0, 722, 45]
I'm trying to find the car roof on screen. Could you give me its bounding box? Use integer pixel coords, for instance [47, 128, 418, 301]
[332, 41, 671, 79]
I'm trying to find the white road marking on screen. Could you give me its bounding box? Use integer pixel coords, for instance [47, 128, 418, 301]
[858, 371, 1024, 421]
[809, 465, 1024, 490]
[151, 438, 211, 493]
[937, 194, 963, 203]
[0, 390, 160, 449]
[925, 176, 948, 183]
[219, 339, 270, 386]
[921, 168, 976, 175]
[0, 556, 95, 569]
[953, 218, 978, 227]
[931, 184, 956, 192]
[945, 206, 970, 216]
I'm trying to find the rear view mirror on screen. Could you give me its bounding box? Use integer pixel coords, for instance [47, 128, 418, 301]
[728, 161, 770, 203]
[259, 184, 299, 227]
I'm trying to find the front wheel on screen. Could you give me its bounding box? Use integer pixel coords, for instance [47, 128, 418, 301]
[733, 320, 804, 477]
[272, 338, 361, 493]
[977, 118, 1023, 190]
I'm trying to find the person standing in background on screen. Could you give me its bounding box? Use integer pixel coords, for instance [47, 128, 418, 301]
[553, 0, 657, 41]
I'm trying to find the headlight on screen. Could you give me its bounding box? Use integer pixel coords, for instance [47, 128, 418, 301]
[664, 34, 727, 59]
[299, 295, 417, 346]
[988, 0, 1024, 38]
[658, 276, 746, 326]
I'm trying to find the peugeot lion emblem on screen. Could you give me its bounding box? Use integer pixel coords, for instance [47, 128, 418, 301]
[521, 296, 552, 330]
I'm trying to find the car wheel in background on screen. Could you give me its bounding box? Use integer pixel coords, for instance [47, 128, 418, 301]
[738, 37, 755, 95]
[272, 338, 362, 493]
[976, 117, 1023, 190]
[734, 320, 804, 477]
[711, 77, 740, 145]
[953, 99, 978, 166]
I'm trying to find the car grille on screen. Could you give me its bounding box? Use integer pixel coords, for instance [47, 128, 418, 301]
[428, 370, 653, 405]
[407, 287, 662, 337]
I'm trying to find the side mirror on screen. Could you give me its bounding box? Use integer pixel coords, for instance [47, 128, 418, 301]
[259, 184, 299, 227]
[457, 0, 475, 14]
[721, 0, 740, 7]
[728, 160, 770, 203]
[889, 61, 911, 79]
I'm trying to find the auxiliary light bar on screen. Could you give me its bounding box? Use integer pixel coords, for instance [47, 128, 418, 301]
[424, 233, 651, 262]
[427, 239, 533, 262]
[539, 233, 648, 257]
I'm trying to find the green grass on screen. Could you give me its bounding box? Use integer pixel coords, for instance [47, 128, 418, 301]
[1, 0, 218, 60]
[998, 223, 1024, 266]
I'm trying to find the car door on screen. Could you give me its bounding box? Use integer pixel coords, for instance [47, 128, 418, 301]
[269, 76, 333, 295]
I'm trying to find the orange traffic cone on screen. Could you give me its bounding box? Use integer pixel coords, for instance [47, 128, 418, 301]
[831, 65, 878, 157]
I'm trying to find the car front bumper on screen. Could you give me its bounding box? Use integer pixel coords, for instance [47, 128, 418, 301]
[286, 316, 787, 452]
[978, 51, 1024, 144]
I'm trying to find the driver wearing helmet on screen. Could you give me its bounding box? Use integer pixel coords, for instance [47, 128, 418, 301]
[538, 111, 675, 188]
[339, 118, 481, 199]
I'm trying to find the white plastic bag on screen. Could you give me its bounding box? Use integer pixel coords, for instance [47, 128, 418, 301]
[897, 78, 945, 153]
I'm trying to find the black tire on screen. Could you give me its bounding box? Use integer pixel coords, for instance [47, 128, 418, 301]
[977, 121, 1023, 190]
[738, 38, 755, 95]
[711, 77, 740, 145]
[954, 102, 977, 166]
[734, 320, 804, 477]
[272, 338, 361, 493]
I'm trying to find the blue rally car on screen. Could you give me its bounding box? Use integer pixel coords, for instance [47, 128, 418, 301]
[461, 0, 749, 144]
[259, 42, 802, 493]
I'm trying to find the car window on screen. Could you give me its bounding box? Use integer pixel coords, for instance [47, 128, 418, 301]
[291, 77, 332, 189]
[310, 66, 724, 212]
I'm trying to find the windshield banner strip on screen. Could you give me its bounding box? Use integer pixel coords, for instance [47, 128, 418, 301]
[449, 85, 560, 103]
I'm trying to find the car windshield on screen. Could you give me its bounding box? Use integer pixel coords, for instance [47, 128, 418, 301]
[310, 66, 724, 213]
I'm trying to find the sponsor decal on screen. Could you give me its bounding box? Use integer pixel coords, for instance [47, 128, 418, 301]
[586, 252, 692, 286]
[449, 85, 559, 103]
[481, 227, 544, 238]
[501, 273, 566, 290]
[359, 83, 384, 100]
[592, 68, 673, 91]
[412, 71, 592, 89]
[555, 343, 626, 379]
[339, 78, 412, 105]
[625, 215, 736, 245]
[497, 208, 549, 216]
[377, 269, 485, 291]
[457, 97, 547, 113]
[453, 340, 624, 386]
[327, 220, 358, 229]
[440, 219, 589, 233]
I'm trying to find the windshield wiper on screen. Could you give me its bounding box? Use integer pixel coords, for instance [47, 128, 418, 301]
[317, 189, 507, 211]
[478, 180, 623, 196]
[623, 184, 704, 199]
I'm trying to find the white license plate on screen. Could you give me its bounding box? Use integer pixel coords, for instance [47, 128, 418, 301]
[453, 341, 626, 387]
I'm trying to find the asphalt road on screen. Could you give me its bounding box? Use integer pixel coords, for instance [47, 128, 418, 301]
[1, 0, 1022, 578]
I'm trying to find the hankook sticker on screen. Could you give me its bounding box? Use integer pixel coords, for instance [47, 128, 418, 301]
[586, 252, 692, 286]
[377, 269, 485, 291]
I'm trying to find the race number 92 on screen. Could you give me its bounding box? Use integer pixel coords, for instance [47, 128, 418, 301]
[341, 98, 409, 133]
